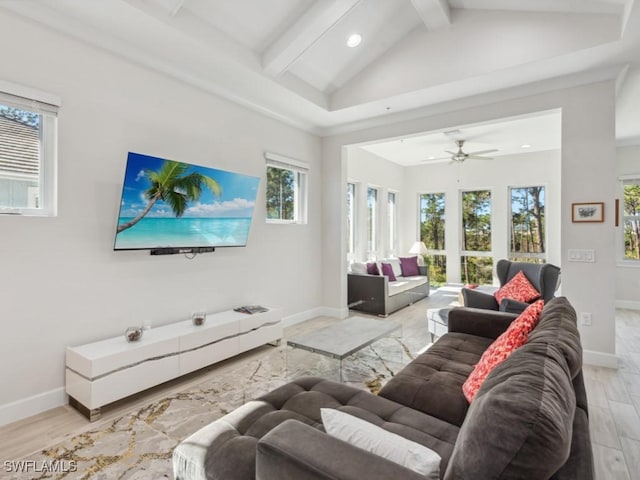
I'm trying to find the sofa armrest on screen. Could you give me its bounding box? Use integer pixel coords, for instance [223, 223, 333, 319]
[347, 273, 388, 307]
[448, 307, 518, 340]
[499, 298, 530, 314]
[461, 288, 499, 310]
[256, 419, 427, 480]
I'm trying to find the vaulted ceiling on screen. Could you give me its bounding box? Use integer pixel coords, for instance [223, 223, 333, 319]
[1, 0, 639, 142]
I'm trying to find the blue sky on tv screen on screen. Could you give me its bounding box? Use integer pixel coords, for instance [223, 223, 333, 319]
[118, 152, 259, 219]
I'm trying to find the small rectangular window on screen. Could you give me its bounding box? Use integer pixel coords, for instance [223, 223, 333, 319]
[623, 178, 640, 260]
[461, 190, 492, 285]
[265, 152, 308, 224]
[509, 186, 546, 262]
[0, 87, 59, 216]
[419, 192, 446, 284]
[367, 187, 378, 253]
[388, 192, 397, 254]
[347, 183, 356, 254]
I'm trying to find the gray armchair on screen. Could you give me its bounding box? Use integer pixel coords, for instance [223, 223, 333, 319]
[461, 259, 560, 314]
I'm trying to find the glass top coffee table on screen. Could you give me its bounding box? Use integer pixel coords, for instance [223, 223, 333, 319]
[287, 316, 402, 382]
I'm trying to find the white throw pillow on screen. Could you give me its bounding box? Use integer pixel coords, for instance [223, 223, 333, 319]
[350, 262, 367, 274]
[321, 408, 440, 478]
[385, 258, 403, 278]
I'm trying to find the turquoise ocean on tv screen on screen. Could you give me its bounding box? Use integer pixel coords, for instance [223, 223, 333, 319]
[115, 217, 252, 249]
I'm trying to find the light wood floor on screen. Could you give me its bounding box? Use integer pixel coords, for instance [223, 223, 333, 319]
[1, 297, 639, 480]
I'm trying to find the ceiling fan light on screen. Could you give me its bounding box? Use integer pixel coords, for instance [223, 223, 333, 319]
[346, 33, 362, 48]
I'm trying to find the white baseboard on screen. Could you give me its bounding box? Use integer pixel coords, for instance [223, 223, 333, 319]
[0, 387, 67, 427]
[282, 306, 349, 326]
[615, 300, 640, 310]
[583, 350, 619, 369]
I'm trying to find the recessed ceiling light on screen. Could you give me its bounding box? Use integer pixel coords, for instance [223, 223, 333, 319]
[521, 144, 531, 148]
[428, 156, 435, 160]
[346, 33, 362, 48]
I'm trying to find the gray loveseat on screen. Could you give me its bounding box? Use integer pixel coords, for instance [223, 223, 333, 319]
[173, 297, 593, 479]
[348, 259, 429, 316]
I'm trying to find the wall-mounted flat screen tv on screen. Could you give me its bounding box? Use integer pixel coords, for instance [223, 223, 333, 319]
[114, 152, 260, 252]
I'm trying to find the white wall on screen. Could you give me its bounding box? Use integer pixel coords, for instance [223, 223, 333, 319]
[616, 145, 640, 308]
[0, 11, 322, 424]
[347, 148, 404, 261]
[402, 150, 562, 284]
[322, 79, 618, 367]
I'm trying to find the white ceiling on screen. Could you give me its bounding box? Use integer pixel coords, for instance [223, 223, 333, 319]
[359, 110, 562, 166]
[1, 0, 639, 142]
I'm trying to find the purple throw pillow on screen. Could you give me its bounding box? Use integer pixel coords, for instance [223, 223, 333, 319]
[366, 262, 380, 275]
[381, 262, 397, 281]
[399, 256, 420, 277]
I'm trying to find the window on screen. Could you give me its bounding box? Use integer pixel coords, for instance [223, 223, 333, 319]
[347, 183, 356, 255]
[623, 178, 640, 260]
[388, 192, 397, 254]
[419, 192, 446, 285]
[367, 187, 378, 253]
[509, 186, 546, 263]
[265, 152, 308, 224]
[461, 190, 492, 285]
[0, 88, 59, 216]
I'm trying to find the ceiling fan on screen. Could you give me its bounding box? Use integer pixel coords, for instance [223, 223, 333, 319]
[424, 140, 498, 164]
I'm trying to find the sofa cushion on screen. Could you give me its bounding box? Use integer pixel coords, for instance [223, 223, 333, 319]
[379, 333, 493, 427]
[174, 377, 460, 480]
[321, 408, 441, 478]
[462, 300, 544, 402]
[399, 256, 420, 277]
[381, 263, 397, 281]
[528, 297, 582, 378]
[444, 316, 577, 479]
[494, 269, 540, 304]
[388, 276, 428, 297]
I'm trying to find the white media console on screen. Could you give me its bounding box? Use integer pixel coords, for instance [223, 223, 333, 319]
[65, 307, 283, 420]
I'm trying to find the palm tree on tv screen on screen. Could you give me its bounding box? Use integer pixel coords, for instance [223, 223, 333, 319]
[117, 160, 221, 233]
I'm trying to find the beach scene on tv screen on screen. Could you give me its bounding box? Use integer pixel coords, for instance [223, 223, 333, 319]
[115, 152, 260, 250]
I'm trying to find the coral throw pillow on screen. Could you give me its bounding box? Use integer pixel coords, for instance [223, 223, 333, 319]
[381, 263, 397, 281]
[366, 262, 380, 275]
[494, 270, 540, 305]
[462, 300, 545, 403]
[399, 256, 420, 277]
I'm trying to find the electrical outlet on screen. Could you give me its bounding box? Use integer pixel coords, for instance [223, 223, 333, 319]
[579, 312, 592, 326]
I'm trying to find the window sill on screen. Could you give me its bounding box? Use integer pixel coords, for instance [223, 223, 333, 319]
[616, 261, 640, 268]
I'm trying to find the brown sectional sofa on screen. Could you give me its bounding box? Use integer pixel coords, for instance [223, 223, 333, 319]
[173, 297, 593, 480]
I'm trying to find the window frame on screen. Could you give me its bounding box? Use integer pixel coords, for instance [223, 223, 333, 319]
[507, 185, 547, 263]
[346, 182, 356, 256]
[0, 82, 59, 217]
[367, 186, 378, 254]
[264, 152, 308, 225]
[619, 175, 640, 265]
[460, 188, 493, 257]
[388, 190, 397, 255]
[418, 191, 446, 257]
[460, 188, 493, 285]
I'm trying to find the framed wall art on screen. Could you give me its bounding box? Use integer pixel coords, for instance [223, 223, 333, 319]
[572, 202, 604, 223]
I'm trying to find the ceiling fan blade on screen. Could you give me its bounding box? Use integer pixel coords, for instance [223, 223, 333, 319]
[444, 150, 457, 155]
[466, 149, 498, 156]
[467, 155, 494, 160]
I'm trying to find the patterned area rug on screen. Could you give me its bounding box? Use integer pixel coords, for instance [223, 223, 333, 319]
[9, 319, 431, 480]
